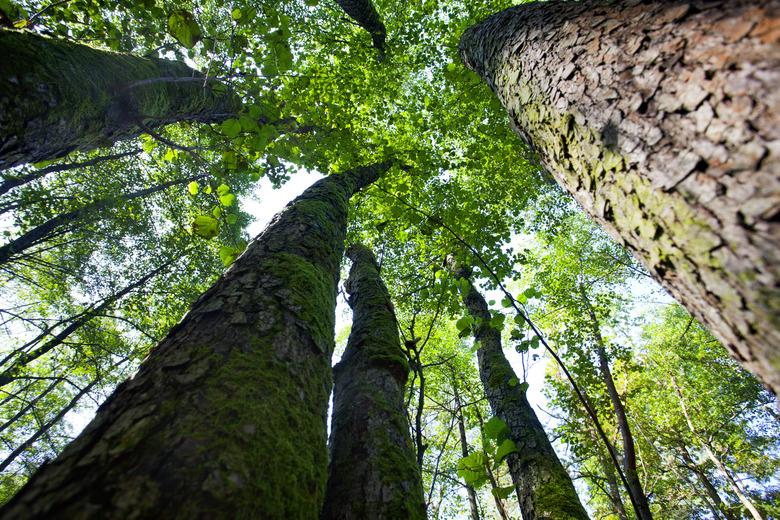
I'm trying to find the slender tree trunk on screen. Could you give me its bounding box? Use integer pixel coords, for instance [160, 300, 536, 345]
[460, 0, 780, 395]
[458, 271, 589, 520]
[0, 29, 240, 169]
[335, 0, 386, 56]
[0, 162, 392, 519]
[473, 406, 511, 520]
[581, 287, 652, 519]
[322, 244, 426, 520]
[0, 149, 140, 197]
[589, 428, 629, 520]
[0, 261, 172, 386]
[671, 374, 764, 520]
[453, 377, 481, 520]
[679, 446, 737, 520]
[0, 173, 205, 265]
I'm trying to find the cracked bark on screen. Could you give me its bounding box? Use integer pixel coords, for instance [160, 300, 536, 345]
[460, 0, 780, 394]
[0, 162, 392, 519]
[322, 244, 425, 520]
[0, 29, 240, 170]
[335, 0, 387, 57]
[458, 271, 588, 520]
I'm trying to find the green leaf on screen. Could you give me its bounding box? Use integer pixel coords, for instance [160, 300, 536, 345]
[167, 10, 202, 49]
[495, 439, 518, 462]
[219, 193, 236, 207]
[483, 417, 509, 442]
[187, 181, 199, 195]
[212, 206, 222, 218]
[501, 297, 512, 307]
[491, 485, 514, 500]
[216, 183, 230, 195]
[192, 215, 218, 239]
[455, 315, 472, 332]
[220, 119, 242, 138]
[231, 8, 242, 20]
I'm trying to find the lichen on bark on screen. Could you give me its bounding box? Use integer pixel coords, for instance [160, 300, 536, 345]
[0, 29, 241, 170]
[321, 244, 426, 520]
[0, 162, 393, 519]
[460, 0, 780, 395]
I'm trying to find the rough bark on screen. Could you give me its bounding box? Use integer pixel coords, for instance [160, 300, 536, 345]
[321, 244, 426, 520]
[0, 29, 240, 170]
[0, 162, 391, 519]
[460, 0, 780, 394]
[335, 0, 387, 57]
[459, 271, 589, 520]
[581, 288, 652, 519]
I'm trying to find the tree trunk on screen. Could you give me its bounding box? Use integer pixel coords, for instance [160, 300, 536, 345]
[322, 244, 426, 520]
[335, 0, 386, 57]
[679, 445, 737, 520]
[671, 373, 764, 520]
[0, 173, 206, 265]
[453, 377, 481, 520]
[460, 0, 780, 395]
[581, 287, 652, 519]
[459, 272, 589, 520]
[0, 162, 392, 519]
[588, 428, 629, 520]
[0, 29, 240, 170]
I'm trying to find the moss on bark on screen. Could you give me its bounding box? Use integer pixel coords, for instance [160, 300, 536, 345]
[0, 29, 240, 169]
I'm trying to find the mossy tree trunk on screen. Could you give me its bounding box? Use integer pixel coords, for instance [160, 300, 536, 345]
[458, 271, 589, 520]
[460, 0, 780, 395]
[0, 162, 392, 519]
[0, 29, 240, 170]
[322, 244, 426, 520]
[335, 0, 387, 57]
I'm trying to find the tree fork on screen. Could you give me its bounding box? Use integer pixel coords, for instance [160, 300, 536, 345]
[0, 29, 241, 169]
[322, 243, 426, 520]
[460, 0, 780, 394]
[0, 162, 392, 519]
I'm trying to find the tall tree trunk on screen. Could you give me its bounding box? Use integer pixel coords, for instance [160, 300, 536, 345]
[322, 244, 426, 520]
[458, 271, 589, 520]
[460, 0, 780, 395]
[452, 376, 481, 520]
[0, 29, 240, 169]
[581, 287, 652, 519]
[679, 445, 737, 520]
[588, 428, 629, 520]
[0, 162, 392, 519]
[334, 0, 387, 57]
[0, 173, 206, 265]
[671, 373, 764, 520]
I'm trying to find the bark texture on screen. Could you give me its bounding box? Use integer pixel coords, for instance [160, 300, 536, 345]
[0, 162, 391, 519]
[335, 0, 387, 57]
[460, 0, 780, 394]
[459, 272, 588, 520]
[321, 244, 425, 520]
[0, 29, 240, 170]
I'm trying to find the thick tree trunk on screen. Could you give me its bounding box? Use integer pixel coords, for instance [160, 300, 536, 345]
[0, 162, 391, 519]
[453, 378, 481, 520]
[0, 29, 240, 170]
[334, 0, 387, 57]
[581, 288, 652, 519]
[322, 244, 425, 520]
[459, 272, 589, 520]
[460, 0, 780, 394]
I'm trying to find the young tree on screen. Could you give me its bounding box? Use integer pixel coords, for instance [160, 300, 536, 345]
[322, 244, 425, 519]
[457, 268, 589, 519]
[0, 29, 239, 169]
[460, 0, 780, 394]
[0, 162, 391, 519]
